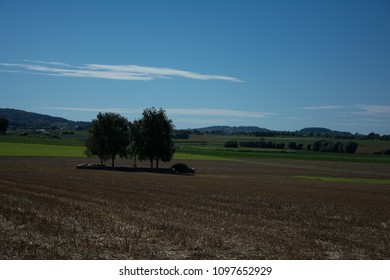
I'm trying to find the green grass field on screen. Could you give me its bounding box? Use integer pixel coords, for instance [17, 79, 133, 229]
[0, 133, 85, 146]
[0, 142, 228, 161]
[176, 146, 390, 163]
[0, 142, 85, 157]
[1, 142, 390, 163]
[1, 133, 390, 163]
[1, 134, 389, 259]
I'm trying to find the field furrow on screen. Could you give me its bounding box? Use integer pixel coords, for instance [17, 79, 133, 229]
[1, 157, 389, 259]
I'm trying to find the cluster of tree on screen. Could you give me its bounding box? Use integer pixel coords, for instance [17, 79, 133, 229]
[178, 126, 390, 140]
[233, 131, 293, 137]
[85, 108, 174, 168]
[231, 128, 390, 140]
[373, 149, 390, 155]
[239, 140, 286, 149]
[307, 140, 358, 153]
[205, 129, 227, 135]
[173, 130, 190, 139]
[360, 132, 390, 141]
[224, 139, 359, 154]
[0, 117, 9, 134]
[383, 150, 390, 155]
[224, 140, 239, 148]
[235, 130, 357, 139]
[286, 142, 304, 150]
[224, 140, 286, 149]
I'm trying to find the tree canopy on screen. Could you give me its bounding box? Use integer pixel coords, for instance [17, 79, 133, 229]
[127, 119, 143, 167]
[85, 112, 129, 167]
[85, 108, 175, 168]
[137, 107, 175, 168]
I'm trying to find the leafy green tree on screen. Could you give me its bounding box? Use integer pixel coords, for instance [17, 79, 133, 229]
[287, 142, 297, 150]
[0, 117, 9, 134]
[366, 132, 380, 140]
[127, 119, 143, 167]
[224, 140, 238, 148]
[139, 107, 175, 168]
[320, 141, 331, 152]
[344, 141, 358, 153]
[85, 112, 129, 167]
[312, 140, 324, 152]
[276, 143, 285, 149]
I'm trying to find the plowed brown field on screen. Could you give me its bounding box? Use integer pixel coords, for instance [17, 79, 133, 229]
[1, 157, 389, 259]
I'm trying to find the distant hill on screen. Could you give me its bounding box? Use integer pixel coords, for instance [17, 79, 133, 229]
[191, 125, 356, 137]
[0, 108, 90, 130]
[0, 108, 360, 137]
[297, 127, 353, 137]
[193, 126, 270, 135]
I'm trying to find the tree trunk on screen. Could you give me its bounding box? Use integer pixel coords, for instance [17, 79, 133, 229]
[112, 156, 115, 167]
[156, 159, 159, 169]
[100, 157, 103, 166]
[150, 159, 153, 168]
[133, 156, 137, 167]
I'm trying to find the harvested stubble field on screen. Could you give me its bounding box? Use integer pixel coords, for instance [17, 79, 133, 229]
[0, 156, 389, 259]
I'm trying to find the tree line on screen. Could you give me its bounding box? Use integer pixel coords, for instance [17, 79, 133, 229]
[85, 107, 174, 168]
[307, 140, 358, 153]
[224, 139, 358, 153]
[225, 140, 286, 149]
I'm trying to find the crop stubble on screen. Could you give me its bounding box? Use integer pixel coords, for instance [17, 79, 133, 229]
[0, 157, 389, 259]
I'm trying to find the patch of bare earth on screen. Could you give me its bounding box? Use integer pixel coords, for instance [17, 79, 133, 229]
[0, 157, 389, 259]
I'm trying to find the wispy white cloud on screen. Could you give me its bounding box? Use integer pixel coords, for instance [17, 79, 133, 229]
[23, 60, 71, 67]
[85, 64, 243, 82]
[166, 108, 274, 118]
[0, 60, 243, 82]
[302, 104, 390, 116]
[173, 118, 262, 126]
[40, 106, 274, 119]
[0, 69, 20, 73]
[301, 105, 344, 110]
[39, 107, 143, 114]
[286, 116, 309, 120]
[352, 104, 390, 115]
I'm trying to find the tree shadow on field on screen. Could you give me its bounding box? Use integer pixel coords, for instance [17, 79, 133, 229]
[76, 163, 195, 175]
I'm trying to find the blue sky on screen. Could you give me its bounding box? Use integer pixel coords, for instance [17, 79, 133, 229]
[0, 0, 389, 134]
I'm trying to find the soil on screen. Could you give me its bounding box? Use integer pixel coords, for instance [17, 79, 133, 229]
[0, 157, 389, 259]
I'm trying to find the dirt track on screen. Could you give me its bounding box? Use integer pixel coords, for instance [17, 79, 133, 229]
[1, 157, 389, 259]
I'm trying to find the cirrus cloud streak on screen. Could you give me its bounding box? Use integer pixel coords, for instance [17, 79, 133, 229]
[302, 104, 390, 116]
[39, 106, 274, 119]
[0, 60, 243, 82]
